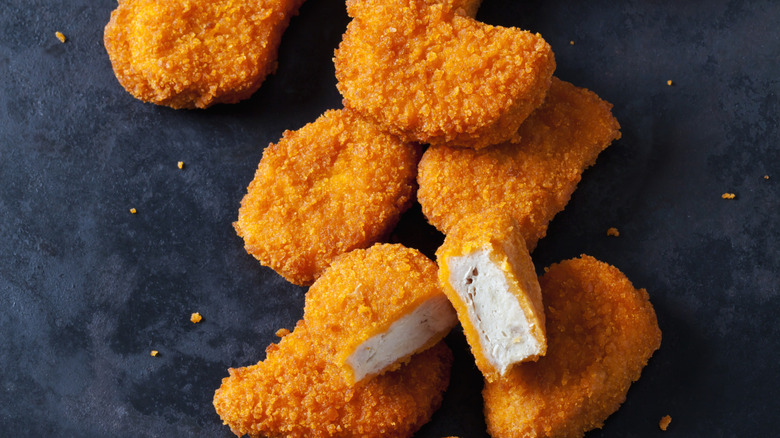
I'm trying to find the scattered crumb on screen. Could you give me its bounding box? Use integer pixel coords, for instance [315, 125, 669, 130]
[190, 312, 203, 323]
[666, 80, 673, 86]
[275, 328, 291, 338]
[569, 40, 575, 46]
[764, 175, 770, 180]
[150, 350, 159, 357]
[606, 227, 620, 237]
[177, 161, 184, 169]
[129, 208, 137, 214]
[55, 31, 66, 43]
[659, 414, 672, 431]
[721, 193, 736, 199]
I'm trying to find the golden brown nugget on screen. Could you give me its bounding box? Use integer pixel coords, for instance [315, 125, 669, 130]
[213, 321, 453, 438]
[304, 244, 457, 384]
[104, 0, 304, 109]
[418, 78, 621, 250]
[235, 109, 421, 286]
[335, 0, 555, 149]
[436, 214, 545, 382]
[483, 255, 661, 438]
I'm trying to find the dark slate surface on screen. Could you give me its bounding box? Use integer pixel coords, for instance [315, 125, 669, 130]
[1, 0, 778, 437]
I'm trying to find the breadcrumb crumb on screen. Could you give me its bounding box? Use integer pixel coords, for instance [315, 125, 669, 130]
[129, 208, 137, 214]
[56, 31, 66, 43]
[764, 175, 770, 180]
[190, 312, 202, 323]
[721, 193, 736, 199]
[177, 161, 184, 169]
[666, 80, 673, 86]
[659, 415, 672, 431]
[275, 328, 291, 338]
[569, 40, 575, 45]
[607, 227, 620, 237]
[150, 350, 159, 357]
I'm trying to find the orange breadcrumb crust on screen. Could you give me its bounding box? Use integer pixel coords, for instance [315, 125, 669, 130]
[721, 192, 736, 199]
[418, 78, 621, 250]
[607, 227, 620, 237]
[190, 312, 202, 323]
[234, 109, 421, 286]
[213, 321, 453, 438]
[483, 255, 661, 438]
[659, 414, 672, 431]
[335, 0, 555, 149]
[103, 0, 305, 109]
[436, 214, 546, 382]
[304, 243, 454, 383]
[55, 31, 66, 43]
[347, 0, 483, 18]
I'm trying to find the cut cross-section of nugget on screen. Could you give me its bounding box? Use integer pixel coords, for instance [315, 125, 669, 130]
[335, 0, 555, 149]
[304, 244, 458, 384]
[483, 255, 662, 438]
[104, 0, 305, 109]
[214, 321, 453, 438]
[235, 109, 421, 286]
[418, 78, 621, 250]
[437, 214, 545, 382]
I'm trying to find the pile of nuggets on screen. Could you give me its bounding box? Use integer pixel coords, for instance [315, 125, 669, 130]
[105, 0, 662, 437]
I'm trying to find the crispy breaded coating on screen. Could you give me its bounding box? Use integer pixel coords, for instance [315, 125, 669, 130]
[104, 0, 304, 109]
[346, 0, 482, 18]
[234, 109, 421, 286]
[418, 78, 621, 250]
[483, 255, 661, 438]
[304, 244, 457, 384]
[436, 214, 545, 382]
[213, 321, 453, 438]
[335, 0, 555, 149]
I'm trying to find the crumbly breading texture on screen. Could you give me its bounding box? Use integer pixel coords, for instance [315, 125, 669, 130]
[213, 321, 453, 438]
[304, 244, 454, 381]
[436, 214, 546, 382]
[483, 255, 661, 438]
[235, 109, 421, 286]
[418, 78, 621, 250]
[347, 0, 483, 18]
[335, 0, 555, 149]
[104, 0, 304, 109]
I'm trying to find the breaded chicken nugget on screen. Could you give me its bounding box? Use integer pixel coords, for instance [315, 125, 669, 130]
[335, 0, 555, 149]
[483, 255, 661, 438]
[418, 78, 621, 250]
[213, 321, 453, 438]
[436, 214, 545, 382]
[304, 244, 457, 384]
[104, 0, 304, 109]
[234, 109, 421, 286]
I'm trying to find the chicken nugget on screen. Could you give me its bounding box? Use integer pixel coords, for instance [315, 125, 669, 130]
[213, 321, 453, 438]
[418, 78, 621, 250]
[436, 214, 545, 383]
[104, 0, 304, 109]
[483, 255, 661, 438]
[335, 0, 555, 149]
[304, 243, 457, 384]
[235, 109, 421, 286]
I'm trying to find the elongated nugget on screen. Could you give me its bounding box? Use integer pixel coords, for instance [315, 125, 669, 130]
[436, 214, 545, 383]
[214, 321, 453, 438]
[235, 109, 421, 286]
[104, 0, 304, 108]
[335, 0, 555, 149]
[304, 244, 457, 384]
[418, 78, 621, 250]
[483, 256, 661, 438]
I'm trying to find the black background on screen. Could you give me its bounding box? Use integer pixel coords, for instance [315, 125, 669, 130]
[1, 1, 778, 437]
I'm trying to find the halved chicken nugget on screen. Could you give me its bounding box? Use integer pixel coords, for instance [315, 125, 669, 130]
[418, 78, 621, 250]
[235, 109, 421, 286]
[213, 320, 453, 438]
[104, 0, 304, 109]
[335, 0, 555, 149]
[436, 214, 545, 382]
[304, 243, 457, 384]
[483, 255, 661, 438]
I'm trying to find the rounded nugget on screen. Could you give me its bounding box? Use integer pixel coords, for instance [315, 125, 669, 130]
[304, 244, 457, 384]
[483, 255, 661, 438]
[104, 0, 304, 109]
[335, 0, 555, 149]
[234, 109, 421, 286]
[418, 78, 621, 250]
[213, 321, 453, 438]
